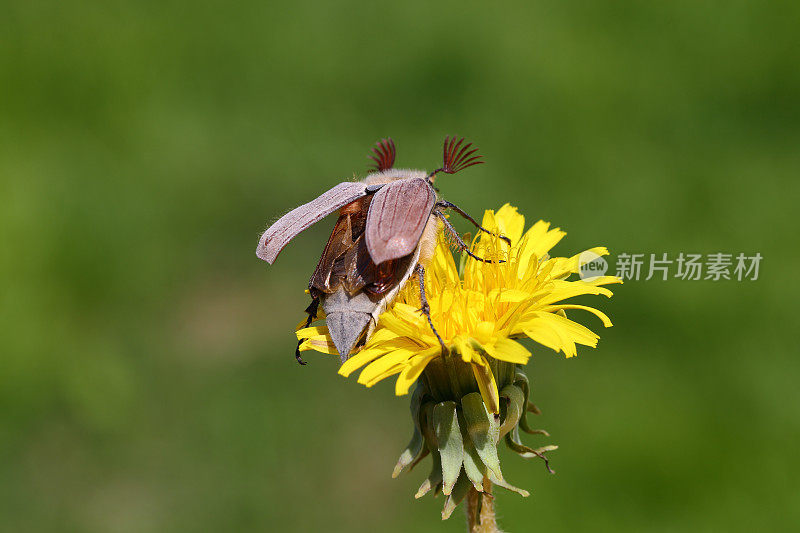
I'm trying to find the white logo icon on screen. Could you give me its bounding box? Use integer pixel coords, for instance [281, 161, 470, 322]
[579, 251, 608, 282]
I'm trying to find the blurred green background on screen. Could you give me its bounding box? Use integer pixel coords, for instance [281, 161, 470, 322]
[1, 1, 798, 531]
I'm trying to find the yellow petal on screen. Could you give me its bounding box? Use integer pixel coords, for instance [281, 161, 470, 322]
[489, 289, 531, 303]
[394, 348, 440, 395]
[480, 209, 498, 233]
[548, 247, 609, 278]
[584, 275, 623, 287]
[540, 304, 614, 328]
[473, 321, 496, 344]
[483, 338, 531, 364]
[521, 312, 599, 357]
[533, 279, 614, 306]
[295, 326, 329, 341]
[522, 325, 563, 353]
[542, 312, 600, 347]
[361, 327, 403, 348]
[377, 312, 429, 340]
[471, 355, 500, 415]
[430, 238, 460, 286]
[339, 346, 389, 377]
[392, 303, 429, 330]
[298, 336, 339, 355]
[362, 365, 404, 388]
[357, 348, 416, 385]
[521, 220, 566, 258]
[494, 204, 525, 245]
[453, 336, 479, 364]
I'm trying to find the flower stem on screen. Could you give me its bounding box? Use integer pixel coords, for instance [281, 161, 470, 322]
[466, 480, 500, 533]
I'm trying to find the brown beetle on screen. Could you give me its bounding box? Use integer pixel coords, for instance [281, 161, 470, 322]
[256, 137, 507, 363]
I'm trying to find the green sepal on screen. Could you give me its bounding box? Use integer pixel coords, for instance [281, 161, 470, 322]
[499, 384, 524, 437]
[406, 401, 437, 474]
[461, 392, 502, 479]
[393, 385, 426, 478]
[527, 401, 542, 415]
[486, 467, 530, 497]
[518, 400, 548, 435]
[513, 370, 544, 434]
[441, 472, 472, 520]
[407, 447, 430, 473]
[414, 401, 442, 498]
[520, 421, 549, 436]
[506, 425, 558, 473]
[433, 401, 464, 495]
[457, 407, 487, 491]
[505, 425, 540, 457]
[511, 370, 547, 434]
[513, 370, 530, 408]
[419, 402, 438, 450]
[508, 424, 557, 454]
[415, 452, 443, 499]
[513, 369, 529, 391]
[507, 424, 547, 454]
[461, 439, 487, 492]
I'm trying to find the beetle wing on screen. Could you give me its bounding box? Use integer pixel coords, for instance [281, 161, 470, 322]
[308, 212, 354, 294]
[365, 178, 435, 265]
[256, 182, 369, 264]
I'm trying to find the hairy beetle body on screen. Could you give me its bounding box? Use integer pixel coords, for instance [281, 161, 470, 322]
[257, 137, 502, 363]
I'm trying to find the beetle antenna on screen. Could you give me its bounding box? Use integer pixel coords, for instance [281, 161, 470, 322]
[428, 136, 484, 180]
[367, 138, 396, 172]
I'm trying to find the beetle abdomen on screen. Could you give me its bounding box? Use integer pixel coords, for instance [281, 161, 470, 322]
[322, 287, 377, 362]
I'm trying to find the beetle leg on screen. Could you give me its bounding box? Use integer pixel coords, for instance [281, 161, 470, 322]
[435, 199, 511, 246]
[416, 264, 448, 356]
[434, 211, 505, 264]
[295, 298, 320, 365]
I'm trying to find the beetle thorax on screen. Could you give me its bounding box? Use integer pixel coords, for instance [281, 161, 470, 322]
[364, 168, 429, 186]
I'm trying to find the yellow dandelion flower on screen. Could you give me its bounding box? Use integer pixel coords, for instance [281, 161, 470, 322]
[297, 204, 620, 415]
[296, 204, 619, 522]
